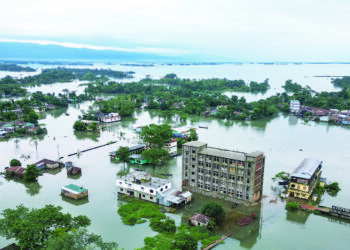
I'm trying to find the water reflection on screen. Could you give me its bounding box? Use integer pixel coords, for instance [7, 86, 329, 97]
[61, 195, 89, 206]
[24, 181, 42, 196]
[73, 131, 100, 141]
[286, 210, 310, 224]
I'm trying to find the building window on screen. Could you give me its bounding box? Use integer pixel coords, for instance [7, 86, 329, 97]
[191, 179, 195, 182]
[141, 187, 144, 190]
[150, 196, 153, 200]
[192, 165, 195, 168]
[192, 150, 195, 153]
[150, 189, 154, 193]
[119, 182, 122, 184]
[142, 194, 146, 198]
[192, 172, 195, 175]
[165, 185, 168, 189]
[120, 188, 123, 191]
[160, 188, 163, 191]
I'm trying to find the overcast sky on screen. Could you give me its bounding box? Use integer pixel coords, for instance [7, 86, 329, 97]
[1, 0, 350, 61]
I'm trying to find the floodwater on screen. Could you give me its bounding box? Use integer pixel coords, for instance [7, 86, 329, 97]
[1, 64, 350, 249]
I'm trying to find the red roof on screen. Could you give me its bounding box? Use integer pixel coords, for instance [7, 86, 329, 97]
[6, 166, 26, 174]
[190, 213, 211, 224]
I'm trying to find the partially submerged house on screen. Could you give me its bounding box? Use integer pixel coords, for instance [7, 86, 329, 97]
[109, 144, 146, 160]
[61, 184, 88, 200]
[189, 213, 211, 227]
[163, 139, 177, 157]
[116, 171, 191, 207]
[129, 154, 148, 165]
[35, 159, 60, 170]
[287, 158, 323, 200]
[6, 166, 26, 178]
[100, 113, 121, 123]
[65, 161, 82, 175]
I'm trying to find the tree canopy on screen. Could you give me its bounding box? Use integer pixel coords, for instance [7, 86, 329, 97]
[9, 159, 21, 167]
[201, 202, 226, 221]
[141, 124, 173, 149]
[0, 204, 91, 249]
[116, 146, 130, 167]
[141, 148, 170, 167]
[23, 164, 40, 182]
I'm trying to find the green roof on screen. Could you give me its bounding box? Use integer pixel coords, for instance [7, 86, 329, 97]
[65, 184, 88, 193]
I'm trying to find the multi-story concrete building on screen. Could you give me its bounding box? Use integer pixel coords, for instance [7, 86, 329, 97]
[182, 141, 265, 203]
[287, 158, 322, 200]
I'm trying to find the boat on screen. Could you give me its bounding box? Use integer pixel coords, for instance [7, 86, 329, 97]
[199, 126, 208, 129]
[160, 173, 173, 176]
[237, 213, 256, 226]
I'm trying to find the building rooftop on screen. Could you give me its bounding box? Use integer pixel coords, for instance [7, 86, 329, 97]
[129, 144, 146, 152]
[190, 213, 211, 224]
[6, 166, 26, 174]
[35, 159, 58, 165]
[63, 184, 88, 193]
[183, 141, 207, 147]
[129, 154, 144, 160]
[291, 158, 322, 180]
[118, 171, 169, 189]
[199, 147, 246, 161]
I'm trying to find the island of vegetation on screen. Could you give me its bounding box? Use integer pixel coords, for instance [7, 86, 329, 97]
[0, 63, 36, 72]
[117, 198, 224, 249]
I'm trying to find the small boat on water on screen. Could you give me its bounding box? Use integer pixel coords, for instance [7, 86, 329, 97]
[160, 173, 173, 176]
[237, 213, 256, 226]
[199, 126, 208, 129]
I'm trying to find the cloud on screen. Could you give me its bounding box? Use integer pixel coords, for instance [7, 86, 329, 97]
[0, 0, 349, 61]
[0, 38, 182, 55]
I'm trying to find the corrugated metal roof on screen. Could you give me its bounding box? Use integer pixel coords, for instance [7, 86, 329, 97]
[291, 158, 322, 180]
[199, 147, 246, 161]
[183, 141, 207, 147]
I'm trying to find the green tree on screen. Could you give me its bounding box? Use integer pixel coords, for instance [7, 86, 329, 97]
[285, 201, 299, 211]
[116, 146, 130, 167]
[201, 202, 226, 221]
[73, 120, 87, 131]
[9, 159, 21, 167]
[272, 171, 290, 182]
[188, 128, 198, 141]
[172, 233, 197, 250]
[0, 204, 91, 249]
[141, 124, 173, 148]
[141, 148, 170, 167]
[87, 121, 99, 132]
[325, 182, 341, 196]
[23, 164, 40, 182]
[27, 111, 39, 124]
[46, 228, 118, 250]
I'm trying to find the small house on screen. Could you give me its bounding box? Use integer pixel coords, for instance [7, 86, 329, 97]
[6, 166, 26, 178]
[66, 161, 82, 175]
[163, 139, 177, 157]
[0, 130, 9, 138]
[61, 184, 88, 200]
[35, 159, 60, 169]
[129, 154, 148, 165]
[189, 214, 211, 227]
[101, 113, 121, 123]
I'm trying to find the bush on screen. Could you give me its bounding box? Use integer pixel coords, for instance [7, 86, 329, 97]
[149, 217, 176, 234]
[285, 201, 299, 211]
